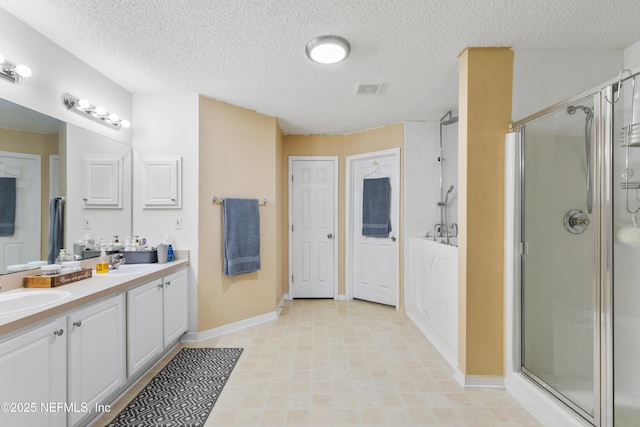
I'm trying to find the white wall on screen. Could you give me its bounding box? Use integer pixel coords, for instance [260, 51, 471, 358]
[624, 39, 640, 70]
[513, 49, 623, 122]
[65, 124, 132, 249]
[0, 9, 131, 144]
[404, 120, 458, 240]
[132, 93, 199, 331]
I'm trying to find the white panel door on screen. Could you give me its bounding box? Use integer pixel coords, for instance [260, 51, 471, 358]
[0, 152, 40, 273]
[290, 158, 336, 298]
[349, 149, 400, 306]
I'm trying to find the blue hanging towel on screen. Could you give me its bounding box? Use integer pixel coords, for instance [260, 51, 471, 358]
[222, 198, 261, 276]
[362, 177, 392, 237]
[0, 177, 16, 236]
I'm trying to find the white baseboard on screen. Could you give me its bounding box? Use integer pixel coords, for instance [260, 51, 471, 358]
[182, 309, 278, 343]
[406, 310, 458, 370]
[276, 295, 286, 316]
[453, 370, 505, 389]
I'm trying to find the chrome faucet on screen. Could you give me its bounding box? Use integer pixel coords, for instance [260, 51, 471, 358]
[108, 254, 126, 270]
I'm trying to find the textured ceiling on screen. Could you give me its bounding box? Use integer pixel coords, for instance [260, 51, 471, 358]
[1, 0, 640, 134]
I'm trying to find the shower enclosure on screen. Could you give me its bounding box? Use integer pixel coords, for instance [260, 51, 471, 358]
[513, 69, 640, 426]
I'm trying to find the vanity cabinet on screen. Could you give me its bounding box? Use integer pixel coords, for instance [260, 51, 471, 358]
[0, 317, 67, 427]
[67, 294, 125, 426]
[163, 268, 188, 345]
[126, 278, 163, 377]
[127, 267, 188, 377]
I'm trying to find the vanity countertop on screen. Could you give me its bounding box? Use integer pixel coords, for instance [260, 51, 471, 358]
[0, 259, 189, 336]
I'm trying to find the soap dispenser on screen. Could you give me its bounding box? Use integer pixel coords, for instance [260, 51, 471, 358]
[96, 250, 109, 274]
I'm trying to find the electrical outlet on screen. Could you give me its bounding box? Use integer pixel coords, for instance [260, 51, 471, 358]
[83, 216, 92, 229]
[175, 217, 182, 229]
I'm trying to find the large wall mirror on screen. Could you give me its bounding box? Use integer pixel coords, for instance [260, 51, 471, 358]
[0, 98, 132, 275]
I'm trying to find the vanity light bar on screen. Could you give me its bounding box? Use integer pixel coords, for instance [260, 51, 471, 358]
[0, 52, 32, 83]
[62, 93, 130, 130]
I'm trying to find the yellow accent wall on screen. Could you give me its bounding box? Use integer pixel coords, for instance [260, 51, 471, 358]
[0, 128, 58, 260]
[197, 97, 282, 331]
[282, 123, 404, 301]
[457, 47, 514, 376]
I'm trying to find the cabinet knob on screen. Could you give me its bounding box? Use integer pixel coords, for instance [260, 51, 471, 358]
[166, 280, 171, 286]
[158, 283, 164, 288]
[170, 198, 176, 202]
[83, 197, 88, 201]
[53, 329, 64, 337]
[73, 321, 82, 327]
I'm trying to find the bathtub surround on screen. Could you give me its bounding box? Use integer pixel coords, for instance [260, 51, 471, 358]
[457, 47, 513, 382]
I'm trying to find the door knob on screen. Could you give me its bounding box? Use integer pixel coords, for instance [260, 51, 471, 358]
[327, 233, 333, 239]
[390, 235, 397, 242]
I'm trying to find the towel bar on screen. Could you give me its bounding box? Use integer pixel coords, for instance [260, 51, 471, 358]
[211, 196, 268, 205]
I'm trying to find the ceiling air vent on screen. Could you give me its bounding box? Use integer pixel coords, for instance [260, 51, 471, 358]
[356, 84, 381, 95]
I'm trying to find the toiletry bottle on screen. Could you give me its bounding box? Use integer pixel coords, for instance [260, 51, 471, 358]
[96, 250, 109, 274]
[164, 234, 175, 262]
[55, 249, 66, 264]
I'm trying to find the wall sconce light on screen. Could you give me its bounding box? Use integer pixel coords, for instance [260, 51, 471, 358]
[62, 93, 130, 130]
[0, 52, 32, 83]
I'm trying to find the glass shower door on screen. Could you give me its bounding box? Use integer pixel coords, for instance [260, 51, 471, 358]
[520, 94, 599, 423]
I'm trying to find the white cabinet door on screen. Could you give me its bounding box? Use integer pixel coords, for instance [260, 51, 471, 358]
[0, 318, 66, 427]
[68, 294, 125, 426]
[142, 157, 181, 208]
[82, 157, 122, 208]
[127, 278, 163, 377]
[163, 268, 188, 346]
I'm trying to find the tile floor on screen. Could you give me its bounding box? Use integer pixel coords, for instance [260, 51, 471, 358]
[95, 299, 542, 426]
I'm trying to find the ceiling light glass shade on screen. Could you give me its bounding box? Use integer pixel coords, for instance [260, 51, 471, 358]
[14, 64, 31, 77]
[120, 120, 131, 129]
[0, 53, 4, 63]
[306, 35, 350, 65]
[107, 113, 119, 122]
[93, 106, 106, 116]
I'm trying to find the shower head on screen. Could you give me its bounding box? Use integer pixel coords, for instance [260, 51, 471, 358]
[440, 110, 459, 126]
[443, 185, 455, 204]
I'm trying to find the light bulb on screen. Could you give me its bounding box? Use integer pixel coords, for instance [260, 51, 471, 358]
[120, 120, 130, 129]
[77, 98, 91, 109]
[14, 64, 31, 78]
[0, 53, 4, 63]
[107, 113, 119, 122]
[94, 106, 106, 116]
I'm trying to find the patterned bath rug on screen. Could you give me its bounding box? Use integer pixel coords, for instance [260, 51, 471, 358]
[106, 347, 243, 427]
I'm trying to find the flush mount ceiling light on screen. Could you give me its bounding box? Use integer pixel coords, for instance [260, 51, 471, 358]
[62, 93, 130, 130]
[305, 35, 351, 65]
[0, 52, 32, 83]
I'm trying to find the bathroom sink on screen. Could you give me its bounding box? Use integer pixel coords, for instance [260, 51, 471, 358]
[0, 289, 71, 315]
[101, 264, 159, 276]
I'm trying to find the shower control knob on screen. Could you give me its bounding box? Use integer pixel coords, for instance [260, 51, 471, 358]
[563, 209, 590, 234]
